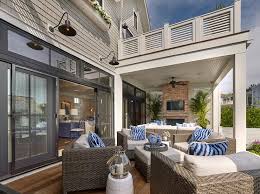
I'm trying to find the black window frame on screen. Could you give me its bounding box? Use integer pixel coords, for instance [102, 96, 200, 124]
[133, 11, 138, 30]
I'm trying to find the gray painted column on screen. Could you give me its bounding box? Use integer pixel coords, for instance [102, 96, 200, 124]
[233, 52, 247, 152]
[212, 84, 221, 133]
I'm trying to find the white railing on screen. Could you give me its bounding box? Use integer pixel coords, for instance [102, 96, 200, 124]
[118, 5, 236, 60]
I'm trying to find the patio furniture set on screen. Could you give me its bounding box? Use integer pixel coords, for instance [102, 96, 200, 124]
[61, 124, 260, 194]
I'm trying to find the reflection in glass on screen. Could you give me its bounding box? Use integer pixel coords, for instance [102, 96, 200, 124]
[100, 72, 111, 86]
[97, 91, 113, 137]
[8, 31, 49, 64]
[30, 75, 48, 156]
[83, 64, 100, 83]
[15, 71, 30, 160]
[51, 50, 77, 74]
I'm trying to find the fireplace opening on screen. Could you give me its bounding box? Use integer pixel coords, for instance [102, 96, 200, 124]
[166, 119, 185, 126]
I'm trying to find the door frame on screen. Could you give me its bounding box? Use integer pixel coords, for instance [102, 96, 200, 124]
[11, 65, 57, 173]
[0, 61, 11, 177]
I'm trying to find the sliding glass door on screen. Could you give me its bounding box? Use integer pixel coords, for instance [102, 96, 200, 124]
[11, 68, 56, 172]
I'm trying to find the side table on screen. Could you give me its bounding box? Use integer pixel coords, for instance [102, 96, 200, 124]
[106, 173, 133, 194]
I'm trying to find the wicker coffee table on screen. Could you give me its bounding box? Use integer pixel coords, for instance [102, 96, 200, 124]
[134, 146, 185, 182]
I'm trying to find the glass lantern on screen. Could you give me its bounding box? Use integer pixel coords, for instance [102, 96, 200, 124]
[107, 150, 131, 179]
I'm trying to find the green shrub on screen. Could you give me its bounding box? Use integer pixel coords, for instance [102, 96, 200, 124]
[247, 107, 260, 128]
[221, 105, 233, 127]
[220, 106, 260, 128]
[248, 142, 260, 156]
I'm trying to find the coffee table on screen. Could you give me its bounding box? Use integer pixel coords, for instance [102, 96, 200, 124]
[134, 146, 185, 182]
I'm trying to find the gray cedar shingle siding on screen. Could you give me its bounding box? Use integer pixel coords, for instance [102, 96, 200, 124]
[0, 0, 121, 70]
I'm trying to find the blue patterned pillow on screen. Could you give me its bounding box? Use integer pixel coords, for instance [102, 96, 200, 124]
[188, 140, 228, 156]
[188, 128, 212, 143]
[130, 125, 146, 141]
[88, 132, 105, 148]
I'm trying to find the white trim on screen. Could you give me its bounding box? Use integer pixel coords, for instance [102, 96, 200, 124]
[0, 8, 116, 76]
[1, 162, 61, 185]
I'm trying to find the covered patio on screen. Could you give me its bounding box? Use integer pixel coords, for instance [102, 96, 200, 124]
[114, 33, 249, 152]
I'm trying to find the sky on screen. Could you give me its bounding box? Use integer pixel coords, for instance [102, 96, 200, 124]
[147, 0, 260, 94]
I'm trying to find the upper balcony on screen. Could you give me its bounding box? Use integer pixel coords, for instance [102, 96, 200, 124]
[118, 4, 241, 61]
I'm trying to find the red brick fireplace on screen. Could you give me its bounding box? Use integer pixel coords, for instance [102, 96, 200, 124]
[161, 82, 189, 123]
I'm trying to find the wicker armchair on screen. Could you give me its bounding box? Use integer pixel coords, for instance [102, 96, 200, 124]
[117, 131, 135, 159]
[151, 151, 260, 194]
[62, 138, 121, 194]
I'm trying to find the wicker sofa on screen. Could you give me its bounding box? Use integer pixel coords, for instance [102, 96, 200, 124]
[62, 137, 121, 194]
[172, 132, 236, 154]
[150, 151, 260, 194]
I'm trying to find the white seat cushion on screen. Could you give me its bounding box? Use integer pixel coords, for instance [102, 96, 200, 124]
[184, 151, 260, 176]
[135, 146, 185, 165]
[173, 142, 189, 153]
[127, 139, 148, 150]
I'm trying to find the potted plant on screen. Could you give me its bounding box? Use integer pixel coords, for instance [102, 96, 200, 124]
[190, 90, 210, 128]
[147, 93, 162, 121]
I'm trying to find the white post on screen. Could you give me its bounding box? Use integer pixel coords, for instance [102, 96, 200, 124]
[233, 52, 247, 152]
[194, 17, 202, 42]
[234, 0, 241, 33]
[212, 84, 221, 133]
[139, 35, 146, 55]
[114, 74, 123, 143]
[163, 23, 170, 49]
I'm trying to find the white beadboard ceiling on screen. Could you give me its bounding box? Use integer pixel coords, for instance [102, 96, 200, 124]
[122, 56, 233, 90]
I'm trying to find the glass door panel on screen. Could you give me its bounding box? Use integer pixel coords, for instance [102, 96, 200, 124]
[97, 90, 113, 137]
[14, 71, 30, 160]
[12, 68, 56, 172]
[30, 75, 47, 156]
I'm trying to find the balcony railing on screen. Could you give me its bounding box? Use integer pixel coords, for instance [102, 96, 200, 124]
[118, 6, 236, 60]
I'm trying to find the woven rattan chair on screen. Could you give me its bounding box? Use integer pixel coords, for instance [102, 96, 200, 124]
[151, 151, 260, 194]
[62, 137, 121, 194]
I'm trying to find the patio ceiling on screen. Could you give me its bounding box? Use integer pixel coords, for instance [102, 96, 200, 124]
[122, 56, 233, 90]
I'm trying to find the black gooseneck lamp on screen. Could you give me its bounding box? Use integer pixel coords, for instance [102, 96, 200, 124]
[26, 41, 44, 50]
[49, 12, 77, 36]
[100, 51, 119, 66]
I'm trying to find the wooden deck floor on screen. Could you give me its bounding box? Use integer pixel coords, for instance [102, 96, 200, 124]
[6, 163, 150, 194]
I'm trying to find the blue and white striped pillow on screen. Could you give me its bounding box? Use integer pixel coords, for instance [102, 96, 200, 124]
[188, 140, 228, 156]
[88, 132, 105, 148]
[188, 128, 212, 143]
[130, 125, 146, 141]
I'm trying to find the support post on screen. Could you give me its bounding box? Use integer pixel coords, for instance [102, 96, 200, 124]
[233, 52, 247, 152]
[212, 84, 221, 133]
[114, 74, 123, 143]
[234, 0, 241, 33]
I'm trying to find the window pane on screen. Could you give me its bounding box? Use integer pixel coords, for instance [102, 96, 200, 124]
[100, 72, 111, 86]
[51, 50, 77, 74]
[8, 31, 49, 64]
[83, 64, 100, 83]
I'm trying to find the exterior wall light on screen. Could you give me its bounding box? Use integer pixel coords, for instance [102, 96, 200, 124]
[100, 51, 119, 66]
[48, 12, 77, 37]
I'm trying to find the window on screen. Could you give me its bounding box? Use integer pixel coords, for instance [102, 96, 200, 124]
[134, 12, 138, 30]
[124, 29, 133, 39]
[8, 31, 49, 65]
[97, 0, 102, 7]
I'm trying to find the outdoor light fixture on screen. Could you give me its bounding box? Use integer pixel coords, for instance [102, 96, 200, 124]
[48, 12, 76, 36]
[26, 41, 44, 50]
[100, 51, 119, 66]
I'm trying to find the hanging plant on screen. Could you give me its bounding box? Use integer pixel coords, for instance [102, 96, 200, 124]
[89, 0, 112, 26]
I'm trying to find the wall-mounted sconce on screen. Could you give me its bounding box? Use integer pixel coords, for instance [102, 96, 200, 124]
[26, 41, 44, 50]
[48, 12, 76, 36]
[100, 51, 119, 66]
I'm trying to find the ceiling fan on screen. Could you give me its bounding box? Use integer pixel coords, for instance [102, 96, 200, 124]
[169, 77, 187, 88]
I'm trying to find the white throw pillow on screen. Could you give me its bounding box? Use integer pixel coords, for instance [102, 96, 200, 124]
[75, 133, 90, 148]
[184, 151, 260, 176]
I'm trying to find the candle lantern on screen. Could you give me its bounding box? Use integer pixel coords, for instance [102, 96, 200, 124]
[107, 150, 131, 179]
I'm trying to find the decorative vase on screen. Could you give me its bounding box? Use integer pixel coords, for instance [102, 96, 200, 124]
[148, 134, 158, 144]
[162, 136, 168, 141]
[107, 150, 131, 179]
